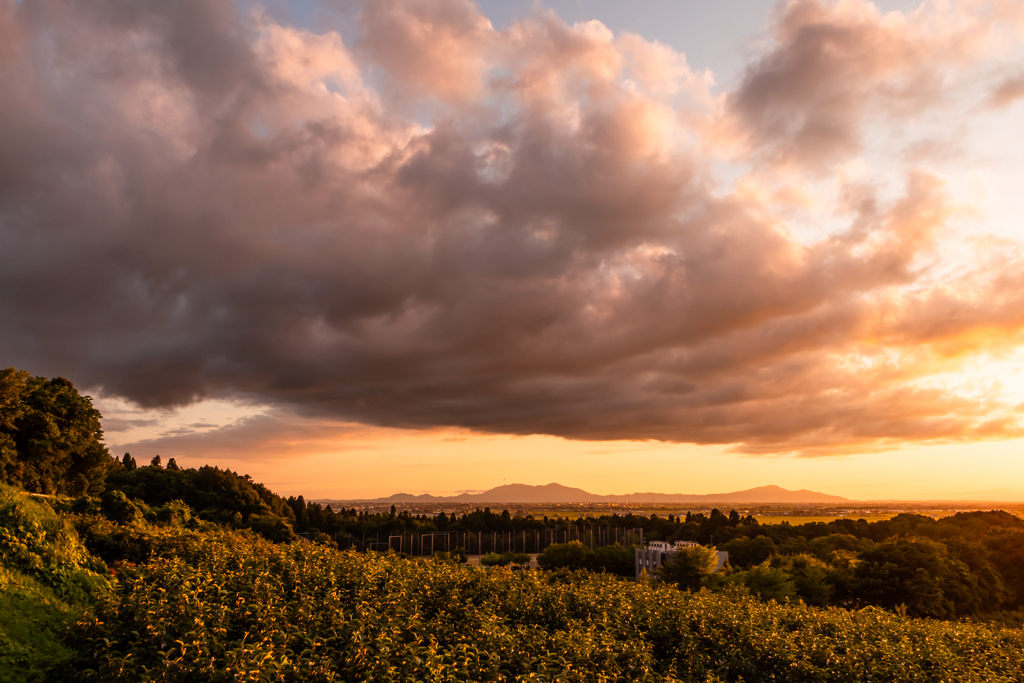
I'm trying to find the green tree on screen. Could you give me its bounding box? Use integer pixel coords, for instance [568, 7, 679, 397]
[784, 554, 833, 607]
[537, 541, 593, 571]
[658, 545, 719, 591]
[104, 464, 297, 542]
[851, 536, 978, 619]
[984, 531, 1024, 607]
[0, 369, 112, 495]
[592, 543, 635, 576]
[942, 539, 1008, 614]
[742, 562, 799, 603]
[0, 369, 29, 475]
[247, 514, 298, 543]
[806, 533, 868, 562]
[720, 535, 777, 567]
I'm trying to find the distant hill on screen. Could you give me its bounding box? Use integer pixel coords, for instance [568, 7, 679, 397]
[319, 483, 849, 505]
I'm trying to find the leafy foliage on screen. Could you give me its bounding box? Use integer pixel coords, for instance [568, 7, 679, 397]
[537, 541, 635, 576]
[0, 566, 79, 683]
[0, 483, 109, 681]
[105, 464, 297, 542]
[0, 484, 107, 602]
[0, 369, 112, 495]
[479, 552, 502, 567]
[60, 525, 1024, 682]
[850, 536, 979, 619]
[657, 545, 720, 591]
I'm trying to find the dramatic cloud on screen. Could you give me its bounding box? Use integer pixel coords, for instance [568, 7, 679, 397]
[3, 0, 1024, 456]
[113, 410, 372, 462]
[725, 0, 1020, 169]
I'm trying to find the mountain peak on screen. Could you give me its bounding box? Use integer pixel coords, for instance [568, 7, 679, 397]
[331, 483, 849, 504]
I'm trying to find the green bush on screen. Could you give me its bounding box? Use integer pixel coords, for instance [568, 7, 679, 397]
[153, 500, 193, 526]
[500, 551, 531, 568]
[536, 540, 592, 570]
[100, 490, 141, 525]
[592, 542, 635, 576]
[434, 547, 469, 564]
[479, 551, 502, 567]
[0, 484, 107, 602]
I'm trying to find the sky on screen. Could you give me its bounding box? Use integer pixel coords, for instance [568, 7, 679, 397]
[3, 0, 1024, 500]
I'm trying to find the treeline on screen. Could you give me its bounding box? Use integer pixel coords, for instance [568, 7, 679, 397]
[531, 505, 1024, 621]
[106, 459, 300, 542]
[106, 459, 654, 551]
[700, 511, 1024, 620]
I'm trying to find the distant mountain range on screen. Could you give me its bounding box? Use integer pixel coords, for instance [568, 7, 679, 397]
[318, 483, 849, 505]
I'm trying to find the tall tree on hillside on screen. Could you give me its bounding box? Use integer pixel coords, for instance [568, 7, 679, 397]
[0, 368, 113, 495]
[0, 369, 29, 478]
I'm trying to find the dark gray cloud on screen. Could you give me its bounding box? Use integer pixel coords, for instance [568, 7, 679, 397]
[100, 417, 162, 432]
[2, 0, 1024, 455]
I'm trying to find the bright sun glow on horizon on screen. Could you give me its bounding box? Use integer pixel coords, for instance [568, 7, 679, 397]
[94, 394, 1024, 501]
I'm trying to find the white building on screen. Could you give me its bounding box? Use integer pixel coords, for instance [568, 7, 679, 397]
[635, 541, 728, 581]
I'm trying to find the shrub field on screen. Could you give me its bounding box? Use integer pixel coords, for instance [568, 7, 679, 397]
[60, 526, 1024, 682]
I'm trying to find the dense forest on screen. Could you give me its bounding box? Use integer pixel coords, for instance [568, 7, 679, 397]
[3, 368, 1024, 680]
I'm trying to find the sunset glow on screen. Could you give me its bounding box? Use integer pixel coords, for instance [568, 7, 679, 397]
[5, 0, 1024, 499]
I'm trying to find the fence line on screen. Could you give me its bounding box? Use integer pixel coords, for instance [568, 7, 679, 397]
[332, 525, 645, 555]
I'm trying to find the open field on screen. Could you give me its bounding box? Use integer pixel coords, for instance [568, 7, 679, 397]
[754, 514, 898, 525]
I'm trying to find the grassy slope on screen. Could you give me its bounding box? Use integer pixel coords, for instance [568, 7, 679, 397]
[0, 485, 108, 681]
[0, 567, 78, 683]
